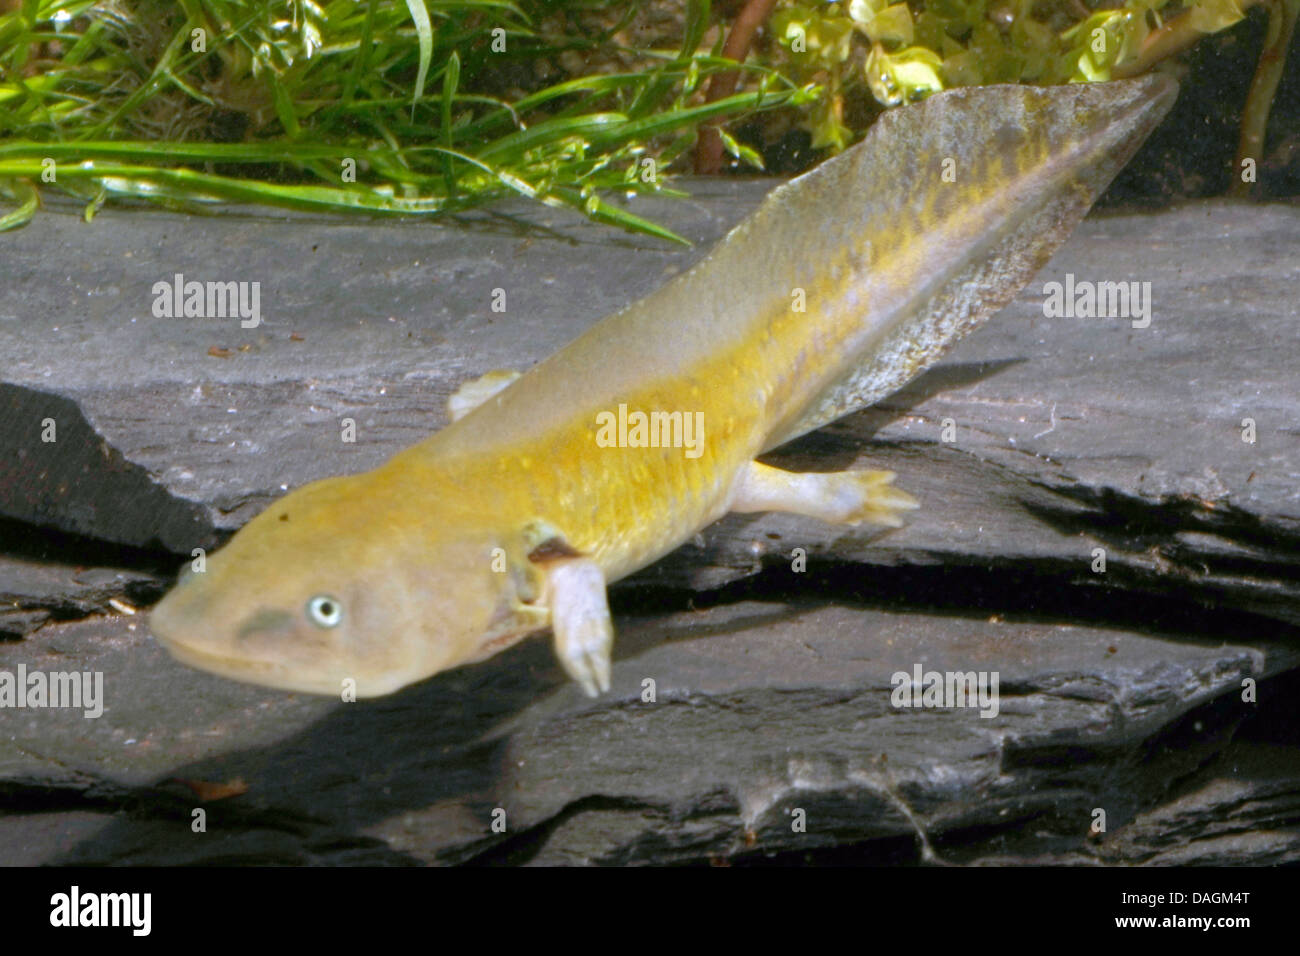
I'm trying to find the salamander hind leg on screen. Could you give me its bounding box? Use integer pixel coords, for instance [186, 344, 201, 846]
[731, 461, 919, 528]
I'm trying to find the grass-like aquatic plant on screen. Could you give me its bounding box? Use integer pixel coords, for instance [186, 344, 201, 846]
[0, 0, 1292, 235]
[0, 0, 811, 238]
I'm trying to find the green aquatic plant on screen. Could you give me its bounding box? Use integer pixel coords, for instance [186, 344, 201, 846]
[0, 0, 809, 237]
[0, 0, 1290, 234]
[764, 0, 1293, 187]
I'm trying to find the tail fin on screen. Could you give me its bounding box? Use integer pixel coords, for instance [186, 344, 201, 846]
[764, 75, 1177, 448]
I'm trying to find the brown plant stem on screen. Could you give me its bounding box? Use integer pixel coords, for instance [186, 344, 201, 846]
[1231, 0, 1299, 196]
[1113, 0, 1264, 78]
[694, 0, 778, 174]
[1113, 0, 1297, 198]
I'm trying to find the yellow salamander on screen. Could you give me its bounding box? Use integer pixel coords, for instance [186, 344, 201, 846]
[151, 77, 1177, 698]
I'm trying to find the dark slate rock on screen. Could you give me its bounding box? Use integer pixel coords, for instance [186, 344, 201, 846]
[0, 384, 212, 553]
[0, 598, 1295, 865]
[0, 193, 1297, 866]
[0, 551, 165, 637]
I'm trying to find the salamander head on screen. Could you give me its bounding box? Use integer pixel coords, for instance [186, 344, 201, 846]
[150, 472, 512, 697]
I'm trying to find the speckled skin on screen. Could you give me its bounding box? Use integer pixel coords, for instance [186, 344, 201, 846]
[151, 77, 1176, 698]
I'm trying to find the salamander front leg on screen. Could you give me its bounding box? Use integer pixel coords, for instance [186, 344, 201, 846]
[731, 461, 919, 527]
[539, 558, 613, 697]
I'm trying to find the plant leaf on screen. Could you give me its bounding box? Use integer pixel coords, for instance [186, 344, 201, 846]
[404, 0, 434, 117]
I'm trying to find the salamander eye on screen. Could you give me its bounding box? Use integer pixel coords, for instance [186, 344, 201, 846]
[306, 595, 343, 628]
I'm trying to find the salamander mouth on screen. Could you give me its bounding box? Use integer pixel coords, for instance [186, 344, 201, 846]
[155, 634, 339, 696]
[158, 636, 286, 682]
[154, 632, 415, 698]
